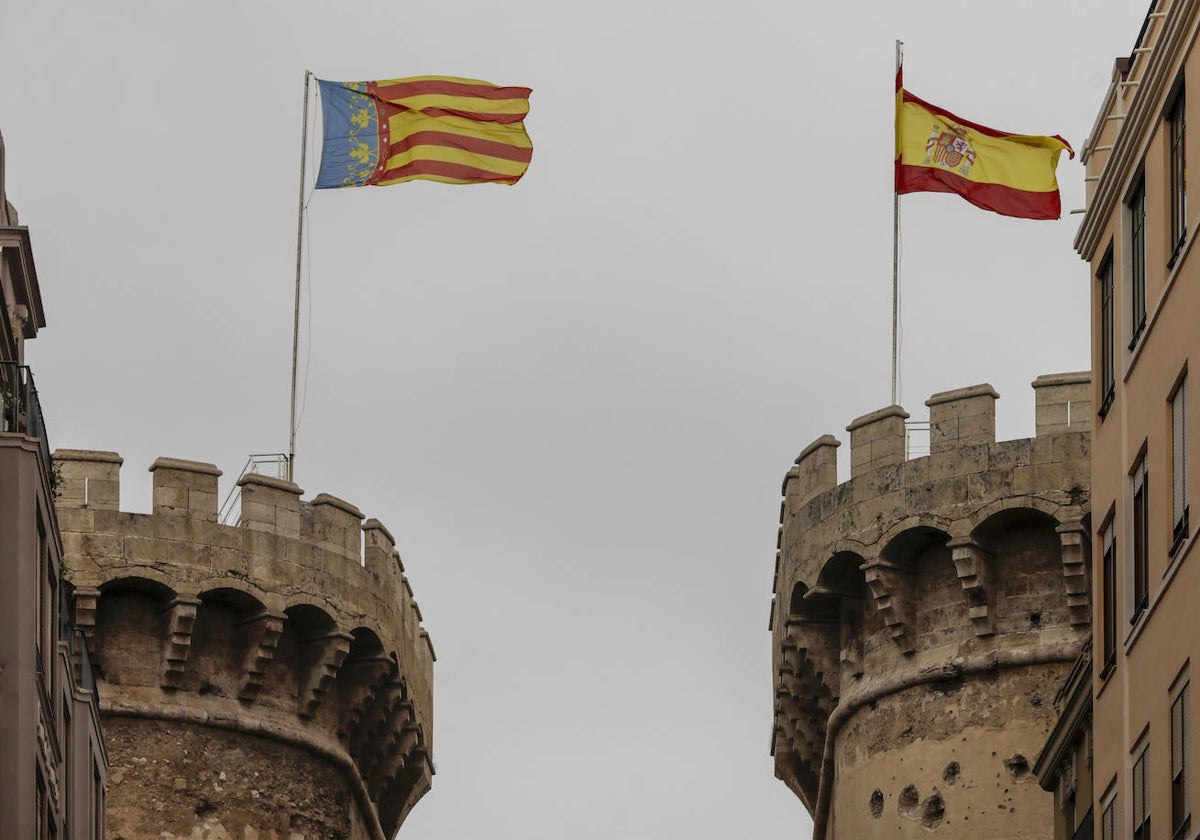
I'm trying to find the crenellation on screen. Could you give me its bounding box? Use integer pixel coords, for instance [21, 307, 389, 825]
[363, 517, 397, 578]
[149, 457, 221, 521]
[238, 472, 303, 538]
[51, 448, 437, 839]
[771, 374, 1091, 840]
[309, 492, 365, 562]
[846, 405, 908, 478]
[55, 448, 122, 510]
[790, 435, 841, 507]
[926, 383, 999, 454]
[1032, 371, 1091, 436]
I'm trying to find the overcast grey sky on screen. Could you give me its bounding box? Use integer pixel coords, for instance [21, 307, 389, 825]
[1, 1, 1152, 837]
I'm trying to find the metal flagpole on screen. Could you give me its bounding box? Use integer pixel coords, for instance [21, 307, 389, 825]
[892, 40, 903, 406]
[288, 70, 312, 483]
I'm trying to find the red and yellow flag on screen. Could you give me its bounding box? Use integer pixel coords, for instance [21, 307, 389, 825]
[894, 68, 1073, 220]
[317, 76, 532, 188]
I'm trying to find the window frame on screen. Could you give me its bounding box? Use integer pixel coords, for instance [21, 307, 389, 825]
[1169, 87, 1188, 266]
[1133, 743, 1151, 840]
[1099, 247, 1116, 418]
[1172, 679, 1191, 837]
[1102, 792, 1117, 840]
[1132, 457, 1150, 624]
[1129, 177, 1148, 350]
[1172, 373, 1190, 555]
[1102, 516, 1118, 677]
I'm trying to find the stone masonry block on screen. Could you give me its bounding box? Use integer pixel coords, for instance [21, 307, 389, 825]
[277, 507, 302, 538]
[928, 442, 990, 482]
[788, 435, 841, 508]
[238, 473, 303, 539]
[1013, 463, 1064, 495]
[150, 457, 221, 521]
[240, 500, 276, 527]
[1032, 371, 1091, 436]
[846, 405, 909, 478]
[926, 384, 998, 454]
[53, 449, 123, 510]
[310, 493, 365, 561]
[364, 518, 397, 579]
[156, 486, 188, 512]
[56, 505, 94, 534]
[188, 490, 218, 518]
[870, 435, 905, 465]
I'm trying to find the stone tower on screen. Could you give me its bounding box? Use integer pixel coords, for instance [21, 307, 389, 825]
[770, 374, 1091, 840]
[53, 450, 435, 840]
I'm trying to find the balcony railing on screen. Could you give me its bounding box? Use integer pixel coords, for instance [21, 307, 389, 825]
[0, 361, 50, 469]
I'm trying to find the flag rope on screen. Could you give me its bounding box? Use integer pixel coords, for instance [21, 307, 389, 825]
[288, 69, 312, 483]
[892, 40, 903, 407]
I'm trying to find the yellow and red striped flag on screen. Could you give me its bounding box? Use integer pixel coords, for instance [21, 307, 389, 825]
[895, 68, 1072, 219]
[316, 76, 532, 188]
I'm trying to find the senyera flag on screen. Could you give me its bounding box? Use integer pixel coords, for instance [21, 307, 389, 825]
[895, 68, 1073, 220]
[316, 76, 532, 188]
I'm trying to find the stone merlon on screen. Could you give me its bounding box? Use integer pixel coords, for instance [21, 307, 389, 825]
[770, 374, 1092, 840]
[51, 449, 436, 838]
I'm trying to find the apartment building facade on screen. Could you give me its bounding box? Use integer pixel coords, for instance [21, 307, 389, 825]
[0, 131, 107, 838]
[1074, 1, 1200, 836]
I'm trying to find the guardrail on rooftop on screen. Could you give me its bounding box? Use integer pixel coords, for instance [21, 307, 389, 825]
[0, 361, 49, 469]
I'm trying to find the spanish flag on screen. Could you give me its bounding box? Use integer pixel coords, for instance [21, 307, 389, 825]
[895, 68, 1072, 220]
[316, 76, 532, 189]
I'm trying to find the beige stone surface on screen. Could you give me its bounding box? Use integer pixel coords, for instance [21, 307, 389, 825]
[832, 669, 1060, 839]
[53, 451, 436, 840]
[102, 717, 372, 840]
[771, 377, 1090, 840]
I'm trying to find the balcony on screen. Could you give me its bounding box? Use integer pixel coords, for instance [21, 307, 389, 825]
[0, 361, 50, 471]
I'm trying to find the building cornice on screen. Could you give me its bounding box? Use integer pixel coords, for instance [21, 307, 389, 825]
[1034, 641, 1092, 788]
[0, 226, 44, 333]
[1075, 0, 1200, 261]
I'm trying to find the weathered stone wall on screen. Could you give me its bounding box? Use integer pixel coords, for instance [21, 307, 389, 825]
[769, 374, 1091, 840]
[53, 451, 436, 840]
[102, 717, 372, 840]
[834, 665, 1062, 839]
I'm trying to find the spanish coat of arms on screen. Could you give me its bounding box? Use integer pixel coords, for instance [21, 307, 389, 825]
[923, 123, 976, 176]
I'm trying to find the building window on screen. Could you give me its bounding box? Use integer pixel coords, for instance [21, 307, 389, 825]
[94, 761, 104, 840]
[1102, 519, 1117, 675]
[1133, 745, 1151, 840]
[36, 770, 45, 840]
[1170, 89, 1187, 263]
[1133, 458, 1149, 623]
[1173, 375, 1190, 553]
[1100, 249, 1116, 417]
[1173, 681, 1191, 836]
[1129, 178, 1147, 349]
[61, 697, 71, 837]
[1102, 794, 1117, 840]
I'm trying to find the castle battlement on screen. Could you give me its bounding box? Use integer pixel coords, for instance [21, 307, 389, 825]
[53, 448, 434, 840]
[770, 373, 1090, 840]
